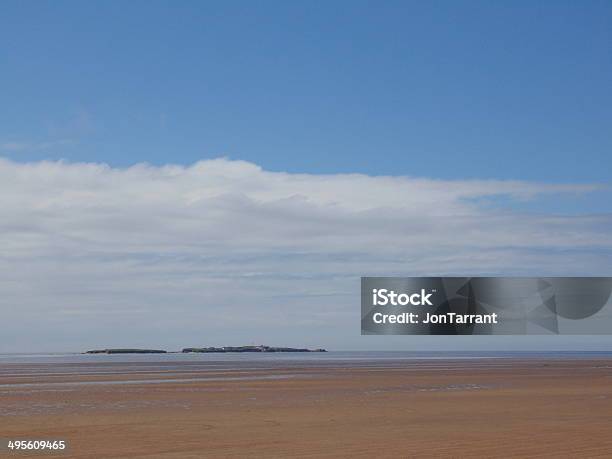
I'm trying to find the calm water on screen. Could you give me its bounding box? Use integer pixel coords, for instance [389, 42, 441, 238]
[2, 351, 612, 401]
[2, 350, 612, 365]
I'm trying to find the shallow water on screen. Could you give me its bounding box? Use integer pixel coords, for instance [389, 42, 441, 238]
[0, 373, 308, 389]
[3, 350, 612, 364]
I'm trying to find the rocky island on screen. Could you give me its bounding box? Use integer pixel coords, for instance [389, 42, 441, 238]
[83, 346, 327, 354]
[85, 349, 167, 354]
[182, 345, 326, 353]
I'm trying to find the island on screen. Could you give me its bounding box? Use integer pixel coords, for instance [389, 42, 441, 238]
[83, 346, 327, 354]
[182, 345, 326, 353]
[85, 349, 167, 354]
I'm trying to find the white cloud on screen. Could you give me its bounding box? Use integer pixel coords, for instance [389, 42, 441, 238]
[0, 157, 611, 351]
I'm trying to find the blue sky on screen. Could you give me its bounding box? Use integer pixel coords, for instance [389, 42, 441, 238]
[2, 0, 611, 182]
[1, 1, 612, 351]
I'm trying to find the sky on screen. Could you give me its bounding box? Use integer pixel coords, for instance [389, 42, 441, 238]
[1, 1, 611, 352]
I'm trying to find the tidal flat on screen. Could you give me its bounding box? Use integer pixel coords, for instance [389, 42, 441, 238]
[2, 353, 612, 458]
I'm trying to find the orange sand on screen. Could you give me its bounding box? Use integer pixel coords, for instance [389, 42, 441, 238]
[2, 359, 612, 458]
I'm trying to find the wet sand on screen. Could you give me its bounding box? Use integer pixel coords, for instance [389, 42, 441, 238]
[2, 358, 612, 458]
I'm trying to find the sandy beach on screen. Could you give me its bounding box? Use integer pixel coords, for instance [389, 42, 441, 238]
[2, 356, 612, 458]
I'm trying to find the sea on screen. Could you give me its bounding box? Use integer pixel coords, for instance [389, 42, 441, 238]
[2, 350, 612, 397]
[2, 350, 612, 365]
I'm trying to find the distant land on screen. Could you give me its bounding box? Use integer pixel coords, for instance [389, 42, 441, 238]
[182, 345, 327, 353]
[85, 349, 167, 354]
[84, 345, 326, 354]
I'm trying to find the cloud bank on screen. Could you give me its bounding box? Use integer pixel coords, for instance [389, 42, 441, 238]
[1, 157, 611, 351]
